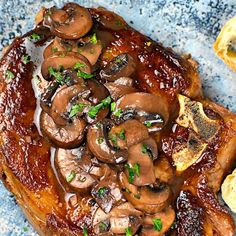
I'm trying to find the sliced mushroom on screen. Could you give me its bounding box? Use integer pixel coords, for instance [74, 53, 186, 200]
[55, 147, 97, 192]
[40, 80, 60, 114]
[100, 53, 136, 81]
[109, 202, 143, 235]
[154, 157, 174, 184]
[87, 119, 128, 164]
[105, 81, 137, 101]
[92, 203, 143, 236]
[127, 138, 157, 186]
[141, 206, 175, 236]
[44, 36, 103, 65]
[92, 208, 111, 235]
[46, 3, 93, 39]
[50, 83, 88, 126]
[119, 172, 171, 214]
[115, 92, 169, 128]
[91, 169, 125, 213]
[108, 119, 149, 150]
[41, 51, 91, 80]
[40, 111, 86, 148]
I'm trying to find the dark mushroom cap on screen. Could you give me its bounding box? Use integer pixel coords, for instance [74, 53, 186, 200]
[50, 83, 87, 126]
[87, 119, 128, 164]
[100, 53, 136, 82]
[47, 3, 93, 39]
[41, 51, 91, 80]
[116, 92, 169, 126]
[44, 37, 103, 66]
[40, 111, 86, 149]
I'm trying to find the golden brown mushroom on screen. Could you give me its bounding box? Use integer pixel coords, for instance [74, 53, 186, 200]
[55, 147, 99, 192]
[41, 51, 91, 80]
[100, 53, 136, 81]
[127, 138, 157, 186]
[115, 92, 169, 128]
[141, 206, 175, 236]
[40, 111, 86, 148]
[119, 172, 171, 214]
[46, 3, 93, 39]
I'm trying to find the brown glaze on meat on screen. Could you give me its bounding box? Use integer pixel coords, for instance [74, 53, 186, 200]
[0, 4, 235, 236]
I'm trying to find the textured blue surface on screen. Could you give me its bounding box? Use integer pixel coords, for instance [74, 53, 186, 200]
[0, 0, 236, 235]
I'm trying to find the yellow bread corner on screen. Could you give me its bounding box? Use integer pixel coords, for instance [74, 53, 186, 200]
[214, 15, 236, 71]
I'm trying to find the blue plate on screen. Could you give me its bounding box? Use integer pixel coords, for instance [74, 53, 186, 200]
[0, 0, 236, 235]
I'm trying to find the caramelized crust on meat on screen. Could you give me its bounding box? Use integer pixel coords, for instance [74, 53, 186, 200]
[0, 5, 235, 236]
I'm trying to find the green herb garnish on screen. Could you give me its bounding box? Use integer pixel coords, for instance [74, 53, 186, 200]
[23, 226, 29, 232]
[134, 193, 141, 199]
[69, 103, 87, 118]
[109, 134, 117, 145]
[114, 108, 123, 117]
[125, 163, 140, 183]
[83, 226, 88, 236]
[33, 75, 40, 85]
[153, 218, 162, 231]
[118, 129, 126, 140]
[5, 70, 14, 81]
[88, 96, 112, 119]
[142, 143, 148, 154]
[59, 52, 66, 58]
[90, 33, 98, 44]
[98, 187, 107, 197]
[22, 54, 31, 64]
[51, 47, 58, 53]
[99, 222, 107, 232]
[141, 143, 153, 158]
[125, 188, 131, 193]
[110, 102, 116, 112]
[133, 163, 140, 177]
[73, 62, 85, 70]
[66, 171, 76, 183]
[29, 33, 41, 41]
[125, 227, 132, 236]
[77, 70, 94, 79]
[97, 137, 104, 144]
[48, 66, 64, 84]
[145, 121, 152, 127]
[115, 19, 123, 27]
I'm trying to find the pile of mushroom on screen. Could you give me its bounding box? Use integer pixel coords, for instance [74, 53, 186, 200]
[37, 3, 175, 235]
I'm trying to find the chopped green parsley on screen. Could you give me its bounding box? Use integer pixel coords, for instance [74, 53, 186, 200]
[5, 70, 14, 81]
[90, 33, 98, 44]
[98, 187, 107, 197]
[88, 96, 112, 119]
[73, 62, 85, 70]
[77, 70, 94, 79]
[48, 66, 64, 84]
[110, 102, 116, 112]
[83, 226, 88, 236]
[97, 137, 104, 144]
[66, 170, 76, 183]
[153, 218, 162, 231]
[125, 163, 140, 183]
[22, 54, 31, 64]
[118, 129, 126, 140]
[29, 33, 41, 41]
[144, 121, 152, 127]
[125, 227, 132, 236]
[69, 103, 87, 118]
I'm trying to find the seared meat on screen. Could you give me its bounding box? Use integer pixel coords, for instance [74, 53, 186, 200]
[0, 3, 235, 235]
